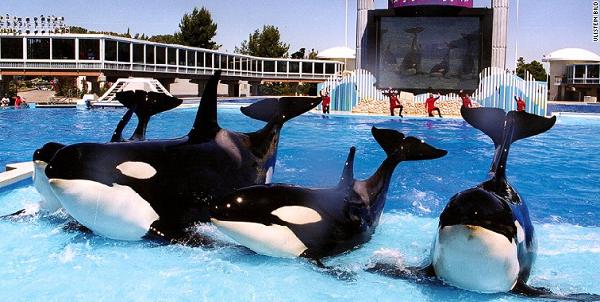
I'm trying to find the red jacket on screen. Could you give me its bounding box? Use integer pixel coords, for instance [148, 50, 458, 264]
[460, 95, 472, 108]
[516, 97, 526, 111]
[389, 95, 400, 108]
[322, 95, 331, 107]
[425, 96, 439, 112]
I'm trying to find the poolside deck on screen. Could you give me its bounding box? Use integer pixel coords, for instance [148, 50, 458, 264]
[0, 162, 33, 189]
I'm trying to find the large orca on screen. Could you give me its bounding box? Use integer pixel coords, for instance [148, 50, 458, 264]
[369, 108, 599, 300]
[210, 127, 447, 261]
[44, 70, 321, 243]
[10, 91, 181, 217]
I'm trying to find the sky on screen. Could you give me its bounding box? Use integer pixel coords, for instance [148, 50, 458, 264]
[1, 0, 598, 69]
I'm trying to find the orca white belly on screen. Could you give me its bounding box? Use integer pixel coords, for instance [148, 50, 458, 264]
[432, 225, 519, 293]
[33, 161, 62, 212]
[48, 179, 159, 241]
[211, 219, 307, 258]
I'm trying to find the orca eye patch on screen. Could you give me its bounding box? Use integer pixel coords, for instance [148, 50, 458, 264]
[116, 161, 157, 179]
[271, 206, 322, 225]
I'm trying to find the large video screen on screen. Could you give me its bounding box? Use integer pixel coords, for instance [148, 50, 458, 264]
[378, 16, 481, 91]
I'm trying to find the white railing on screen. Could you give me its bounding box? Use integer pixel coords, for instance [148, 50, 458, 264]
[319, 67, 549, 116]
[0, 34, 343, 81]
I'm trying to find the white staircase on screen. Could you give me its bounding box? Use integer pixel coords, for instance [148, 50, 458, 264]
[92, 78, 172, 107]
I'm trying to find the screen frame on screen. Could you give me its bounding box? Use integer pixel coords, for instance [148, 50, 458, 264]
[365, 5, 493, 94]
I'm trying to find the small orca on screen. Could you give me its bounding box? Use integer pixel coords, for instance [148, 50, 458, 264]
[210, 127, 447, 261]
[369, 108, 600, 301]
[401, 27, 424, 75]
[44, 70, 321, 243]
[110, 90, 182, 142]
[32, 142, 66, 213]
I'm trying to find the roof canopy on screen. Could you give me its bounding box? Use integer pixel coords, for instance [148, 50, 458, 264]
[317, 46, 356, 59]
[542, 48, 600, 62]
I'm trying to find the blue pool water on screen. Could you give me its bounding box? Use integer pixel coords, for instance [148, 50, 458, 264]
[0, 107, 599, 301]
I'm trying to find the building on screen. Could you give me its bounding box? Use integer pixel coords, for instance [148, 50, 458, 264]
[543, 48, 600, 102]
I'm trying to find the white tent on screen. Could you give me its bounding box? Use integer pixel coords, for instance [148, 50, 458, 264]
[317, 46, 356, 71]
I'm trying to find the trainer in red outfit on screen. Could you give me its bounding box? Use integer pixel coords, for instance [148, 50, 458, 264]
[515, 96, 526, 111]
[387, 89, 404, 117]
[459, 90, 472, 108]
[425, 93, 442, 117]
[321, 90, 331, 114]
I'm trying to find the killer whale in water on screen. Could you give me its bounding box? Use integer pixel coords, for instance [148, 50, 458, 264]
[210, 127, 447, 261]
[3, 91, 182, 218]
[370, 107, 600, 301]
[44, 70, 321, 243]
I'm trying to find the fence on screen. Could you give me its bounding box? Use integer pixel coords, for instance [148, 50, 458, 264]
[318, 67, 548, 116]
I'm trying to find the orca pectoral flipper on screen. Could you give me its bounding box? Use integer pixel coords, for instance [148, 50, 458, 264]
[336, 147, 356, 188]
[366, 261, 436, 283]
[110, 105, 135, 142]
[311, 259, 357, 282]
[143, 219, 218, 247]
[512, 280, 600, 301]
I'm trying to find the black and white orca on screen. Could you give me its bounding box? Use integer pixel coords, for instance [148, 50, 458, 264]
[210, 127, 447, 261]
[370, 108, 599, 300]
[44, 70, 321, 242]
[23, 91, 180, 216]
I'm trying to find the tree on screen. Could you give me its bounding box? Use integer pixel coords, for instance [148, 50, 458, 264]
[235, 25, 289, 58]
[148, 34, 181, 44]
[515, 57, 547, 81]
[178, 7, 220, 49]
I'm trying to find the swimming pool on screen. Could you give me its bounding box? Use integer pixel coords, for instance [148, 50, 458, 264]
[1, 107, 599, 301]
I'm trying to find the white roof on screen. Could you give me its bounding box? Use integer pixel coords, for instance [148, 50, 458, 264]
[542, 48, 600, 62]
[317, 46, 356, 59]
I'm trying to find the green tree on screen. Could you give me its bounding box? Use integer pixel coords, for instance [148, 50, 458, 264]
[148, 34, 181, 44]
[516, 57, 547, 81]
[235, 25, 289, 58]
[178, 7, 220, 49]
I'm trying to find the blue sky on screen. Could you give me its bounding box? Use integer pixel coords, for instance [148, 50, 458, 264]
[1, 0, 598, 69]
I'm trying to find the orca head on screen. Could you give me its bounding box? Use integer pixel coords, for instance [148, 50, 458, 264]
[433, 187, 522, 293]
[32, 142, 65, 212]
[210, 185, 323, 258]
[33, 142, 65, 163]
[439, 187, 517, 242]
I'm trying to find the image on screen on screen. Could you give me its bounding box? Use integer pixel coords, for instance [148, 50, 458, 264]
[378, 16, 481, 90]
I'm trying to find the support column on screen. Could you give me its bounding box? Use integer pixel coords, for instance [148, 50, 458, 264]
[192, 79, 208, 97]
[222, 80, 240, 97]
[249, 81, 261, 96]
[356, 0, 374, 70]
[491, 0, 509, 69]
[0, 75, 13, 97]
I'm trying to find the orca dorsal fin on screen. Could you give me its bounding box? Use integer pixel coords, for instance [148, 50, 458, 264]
[188, 70, 222, 142]
[337, 147, 356, 188]
[113, 90, 182, 141]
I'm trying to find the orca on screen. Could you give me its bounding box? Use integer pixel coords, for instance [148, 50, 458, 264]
[401, 27, 424, 75]
[369, 108, 600, 300]
[10, 91, 181, 217]
[210, 127, 447, 261]
[44, 70, 321, 243]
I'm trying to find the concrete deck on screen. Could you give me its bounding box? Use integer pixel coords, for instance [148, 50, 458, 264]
[0, 162, 33, 189]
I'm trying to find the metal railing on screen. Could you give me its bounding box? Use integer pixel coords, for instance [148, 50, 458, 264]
[0, 34, 344, 80]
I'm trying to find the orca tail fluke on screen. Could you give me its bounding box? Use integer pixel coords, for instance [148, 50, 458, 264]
[512, 280, 600, 301]
[115, 90, 182, 141]
[371, 127, 447, 162]
[460, 107, 556, 148]
[241, 96, 321, 124]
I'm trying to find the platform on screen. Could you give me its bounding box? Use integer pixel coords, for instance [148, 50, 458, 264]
[0, 162, 33, 189]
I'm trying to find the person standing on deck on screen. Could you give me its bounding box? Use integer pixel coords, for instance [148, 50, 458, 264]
[425, 93, 442, 117]
[459, 90, 472, 108]
[515, 96, 526, 111]
[387, 88, 404, 117]
[321, 89, 331, 114]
